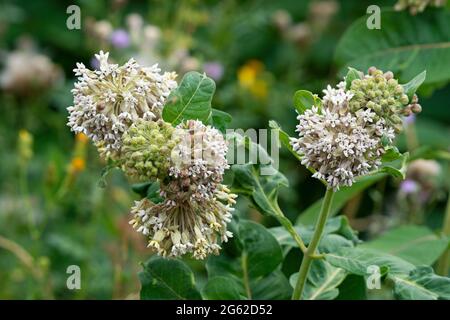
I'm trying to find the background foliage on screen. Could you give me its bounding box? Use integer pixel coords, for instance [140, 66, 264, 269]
[0, 0, 449, 299]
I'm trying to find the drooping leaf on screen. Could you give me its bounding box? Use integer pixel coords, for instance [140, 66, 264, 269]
[231, 163, 288, 218]
[335, 9, 450, 85]
[291, 260, 347, 300]
[162, 71, 215, 125]
[360, 225, 449, 266]
[139, 256, 201, 300]
[390, 266, 450, 300]
[201, 276, 243, 300]
[402, 70, 427, 100]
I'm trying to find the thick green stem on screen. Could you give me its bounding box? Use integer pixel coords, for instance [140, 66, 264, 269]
[436, 192, 450, 276]
[292, 187, 334, 300]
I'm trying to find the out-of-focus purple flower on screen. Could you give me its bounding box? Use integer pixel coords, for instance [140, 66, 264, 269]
[203, 62, 224, 81]
[400, 179, 419, 194]
[90, 56, 100, 70]
[404, 114, 416, 125]
[110, 29, 130, 49]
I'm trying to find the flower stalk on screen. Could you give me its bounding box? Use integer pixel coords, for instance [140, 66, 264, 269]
[292, 187, 334, 300]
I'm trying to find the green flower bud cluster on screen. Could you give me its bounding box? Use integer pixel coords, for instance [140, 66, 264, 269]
[349, 67, 410, 132]
[120, 119, 179, 181]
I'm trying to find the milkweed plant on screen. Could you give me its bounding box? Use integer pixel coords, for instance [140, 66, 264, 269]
[67, 49, 450, 300]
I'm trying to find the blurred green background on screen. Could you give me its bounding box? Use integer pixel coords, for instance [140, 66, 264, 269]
[0, 0, 449, 299]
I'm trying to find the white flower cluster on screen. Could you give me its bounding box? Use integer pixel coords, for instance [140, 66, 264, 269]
[165, 120, 230, 201]
[291, 82, 395, 190]
[127, 120, 235, 260]
[126, 120, 234, 259]
[67, 51, 177, 158]
[67, 52, 236, 260]
[130, 184, 236, 259]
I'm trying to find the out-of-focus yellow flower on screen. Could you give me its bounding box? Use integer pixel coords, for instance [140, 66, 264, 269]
[237, 60, 268, 99]
[18, 129, 33, 163]
[238, 60, 264, 88]
[75, 133, 89, 144]
[70, 157, 86, 173]
[249, 79, 268, 99]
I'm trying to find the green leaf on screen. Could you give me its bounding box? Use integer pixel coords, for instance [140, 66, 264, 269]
[293, 90, 321, 114]
[290, 260, 347, 300]
[390, 266, 450, 300]
[336, 275, 368, 300]
[226, 131, 273, 168]
[335, 9, 450, 85]
[201, 276, 243, 300]
[270, 216, 358, 253]
[239, 220, 283, 278]
[231, 163, 288, 218]
[379, 152, 409, 179]
[210, 108, 232, 133]
[345, 67, 363, 89]
[131, 181, 164, 203]
[139, 256, 201, 300]
[250, 270, 292, 300]
[360, 225, 449, 266]
[268, 120, 302, 162]
[297, 173, 386, 225]
[325, 247, 415, 277]
[162, 71, 215, 125]
[402, 70, 427, 100]
[205, 220, 288, 299]
[381, 146, 402, 162]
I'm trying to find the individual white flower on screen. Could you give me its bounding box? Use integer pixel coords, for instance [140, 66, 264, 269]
[129, 184, 236, 259]
[291, 83, 395, 190]
[67, 51, 177, 159]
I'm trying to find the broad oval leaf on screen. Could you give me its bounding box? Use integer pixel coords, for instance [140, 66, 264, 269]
[290, 260, 347, 300]
[162, 71, 215, 125]
[139, 257, 201, 300]
[390, 266, 450, 300]
[325, 247, 415, 277]
[335, 9, 450, 85]
[360, 225, 449, 266]
[201, 276, 243, 300]
[239, 220, 283, 278]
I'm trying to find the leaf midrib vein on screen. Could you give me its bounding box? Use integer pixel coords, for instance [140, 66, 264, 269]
[172, 74, 207, 124]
